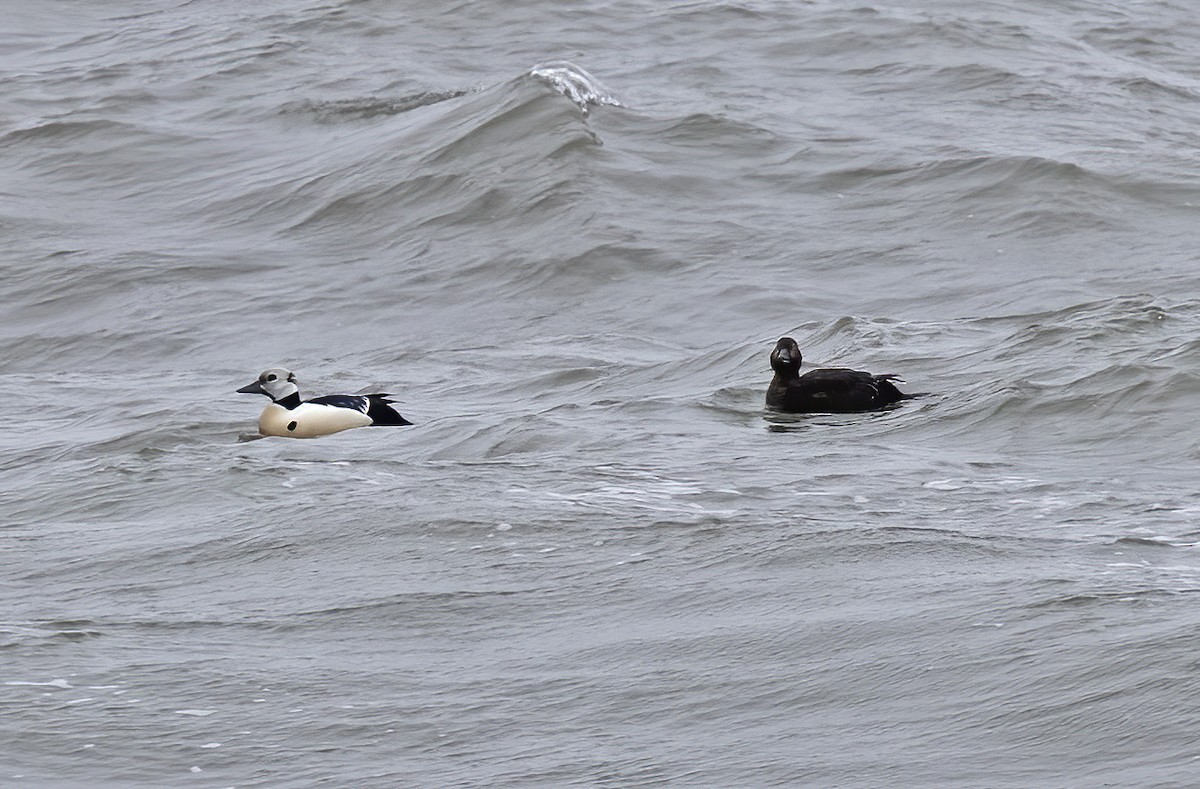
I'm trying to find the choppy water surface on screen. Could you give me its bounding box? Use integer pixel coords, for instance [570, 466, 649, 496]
[4, 1, 1200, 786]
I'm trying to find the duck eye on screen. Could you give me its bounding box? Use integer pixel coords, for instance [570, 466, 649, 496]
[266, 374, 277, 382]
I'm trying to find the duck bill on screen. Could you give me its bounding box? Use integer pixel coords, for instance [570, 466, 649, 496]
[237, 381, 266, 395]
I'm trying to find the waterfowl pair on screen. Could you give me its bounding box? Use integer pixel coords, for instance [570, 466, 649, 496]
[237, 368, 410, 438]
[237, 338, 911, 438]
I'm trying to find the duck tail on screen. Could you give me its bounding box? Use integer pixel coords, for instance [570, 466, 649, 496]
[873, 374, 917, 403]
[366, 394, 413, 426]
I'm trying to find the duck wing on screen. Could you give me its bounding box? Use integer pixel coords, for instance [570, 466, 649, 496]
[307, 394, 370, 414]
[307, 393, 412, 426]
[786, 368, 887, 412]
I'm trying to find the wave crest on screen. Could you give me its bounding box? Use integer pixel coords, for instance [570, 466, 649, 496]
[529, 61, 621, 114]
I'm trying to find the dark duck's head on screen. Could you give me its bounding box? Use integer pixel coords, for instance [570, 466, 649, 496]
[770, 337, 802, 378]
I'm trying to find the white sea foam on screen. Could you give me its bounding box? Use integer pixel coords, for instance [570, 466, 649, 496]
[529, 61, 622, 114]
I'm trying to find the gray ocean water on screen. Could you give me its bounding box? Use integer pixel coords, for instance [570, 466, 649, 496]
[4, 1, 1200, 786]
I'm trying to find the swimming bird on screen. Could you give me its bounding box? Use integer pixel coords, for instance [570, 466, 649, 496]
[236, 368, 412, 438]
[765, 337, 912, 413]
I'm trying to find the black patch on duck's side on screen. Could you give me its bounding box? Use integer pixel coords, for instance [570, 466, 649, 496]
[287, 421, 298, 432]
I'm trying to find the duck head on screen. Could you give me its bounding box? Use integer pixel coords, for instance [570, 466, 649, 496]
[237, 368, 299, 401]
[769, 337, 802, 377]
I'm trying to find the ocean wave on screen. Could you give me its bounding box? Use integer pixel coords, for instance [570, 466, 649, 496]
[528, 61, 621, 115]
[0, 119, 143, 146]
[280, 89, 473, 123]
[816, 153, 1105, 196]
[201, 65, 613, 252]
